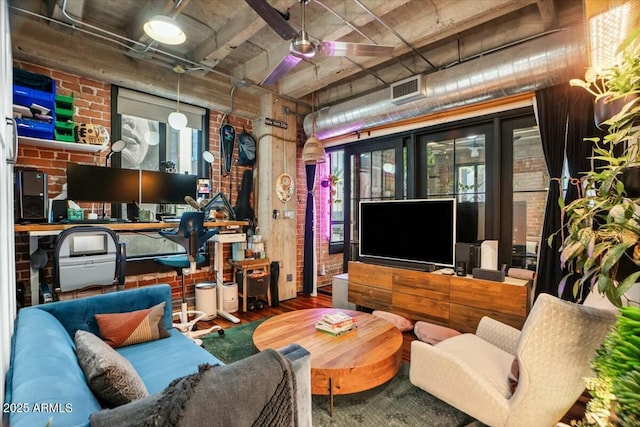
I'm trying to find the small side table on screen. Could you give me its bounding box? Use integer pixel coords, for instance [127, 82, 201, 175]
[229, 258, 271, 312]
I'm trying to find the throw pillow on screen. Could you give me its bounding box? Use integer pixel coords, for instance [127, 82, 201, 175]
[95, 302, 170, 348]
[509, 357, 519, 394]
[372, 310, 414, 332]
[413, 321, 461, 345]
[74, 330, 148, 407]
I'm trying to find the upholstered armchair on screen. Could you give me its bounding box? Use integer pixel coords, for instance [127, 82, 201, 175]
[409, 293, 617, 427]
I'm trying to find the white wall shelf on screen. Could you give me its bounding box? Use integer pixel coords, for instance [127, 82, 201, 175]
[19, 136, 107, 153]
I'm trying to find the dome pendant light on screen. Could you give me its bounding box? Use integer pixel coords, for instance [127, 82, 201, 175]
[143, 15, 186, 45]
[302, 92, 326, 164]
[168, 65, 188, 130]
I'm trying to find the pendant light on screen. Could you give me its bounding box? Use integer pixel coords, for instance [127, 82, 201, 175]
[143, 15, 186, 45]
[168, 65, 188, 130]
[302, 92, 326, 164]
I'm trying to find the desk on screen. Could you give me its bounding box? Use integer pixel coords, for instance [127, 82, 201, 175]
[229, 258, 271, 312]
[15, 220, 248, 305]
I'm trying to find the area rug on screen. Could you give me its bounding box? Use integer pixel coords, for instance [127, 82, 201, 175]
[200, 317, 270, 364]
[201, 318, 476, 426]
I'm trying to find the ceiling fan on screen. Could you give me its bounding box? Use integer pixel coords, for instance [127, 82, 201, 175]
[245, 0, 395, 85]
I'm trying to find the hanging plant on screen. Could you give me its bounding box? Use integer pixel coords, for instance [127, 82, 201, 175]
[329, 173, 342, 204]
[558, 28, 640, 306]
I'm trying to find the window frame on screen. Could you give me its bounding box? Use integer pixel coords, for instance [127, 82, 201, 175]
[109, 85, 210, 270]
[332, 107, 540, 273]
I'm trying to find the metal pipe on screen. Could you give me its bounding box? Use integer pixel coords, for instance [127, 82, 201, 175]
[9, 4, 311, 109]
[304, 28, 586, 140]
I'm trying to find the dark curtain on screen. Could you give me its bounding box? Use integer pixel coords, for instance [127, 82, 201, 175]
[535, 84, 570, 300]
[561, 88, 601, 301]
[302, 164, 317, 294]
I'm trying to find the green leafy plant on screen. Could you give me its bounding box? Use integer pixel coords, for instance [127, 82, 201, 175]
[329, 173, 342, 204]
[574, 306, 640, 427]
[557, 28, 640, 307]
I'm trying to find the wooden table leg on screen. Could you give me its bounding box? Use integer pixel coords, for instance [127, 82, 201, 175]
[242, 271, 248, 312]
[329, 377, 334, 417]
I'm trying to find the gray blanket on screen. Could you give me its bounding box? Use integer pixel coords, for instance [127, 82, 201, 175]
[91, 349, 298, 427]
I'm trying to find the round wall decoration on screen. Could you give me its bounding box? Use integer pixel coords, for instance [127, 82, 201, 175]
[276, 173, 294, 203]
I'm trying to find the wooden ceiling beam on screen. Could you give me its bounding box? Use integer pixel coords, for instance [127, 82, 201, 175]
[277, 0, 538, 99]
[10, 14, 261, 119]
[238, 0, 410, 90]
[536, 0, 558, 30]
[190, 0, 298, 68]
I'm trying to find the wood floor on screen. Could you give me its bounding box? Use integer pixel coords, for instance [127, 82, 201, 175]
[198, 286, 585, 424]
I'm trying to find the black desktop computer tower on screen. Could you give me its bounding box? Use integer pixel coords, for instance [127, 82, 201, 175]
[15, 169, 48, 223]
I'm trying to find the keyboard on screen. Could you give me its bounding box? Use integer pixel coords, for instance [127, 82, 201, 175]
[63, 218, 128, 224]
[162, 216, 182, 223]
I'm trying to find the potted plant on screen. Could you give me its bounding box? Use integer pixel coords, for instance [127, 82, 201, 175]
[559, 28, 640, 427]
[573, 306, 640, 427]
[561, 27, 640, 306]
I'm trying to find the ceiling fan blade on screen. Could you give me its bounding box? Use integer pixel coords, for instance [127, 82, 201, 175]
[318, 41, 394, 57]
[245, 0, 298, 40]
[260, 54, 302, 86]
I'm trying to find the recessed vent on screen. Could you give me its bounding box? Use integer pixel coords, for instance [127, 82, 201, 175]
[390, 75, 425, 105]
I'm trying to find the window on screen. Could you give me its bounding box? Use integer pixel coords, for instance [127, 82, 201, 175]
[507, 121, 546, 271]
[335, 107, 545, 273]
[343, 141, 402, 260]
[329, 150, 344, 252]
[420, 126, 491, 244]
[111, 87, 209, 260]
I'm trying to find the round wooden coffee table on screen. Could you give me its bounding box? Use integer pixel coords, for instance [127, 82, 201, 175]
[253, 308, 403, 415]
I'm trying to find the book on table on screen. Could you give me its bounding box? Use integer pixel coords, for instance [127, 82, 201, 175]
[321, 311, 357, 328]
[316, 319, 357, 336]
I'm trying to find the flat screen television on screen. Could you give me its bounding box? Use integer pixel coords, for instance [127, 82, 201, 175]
[359, 198, 456, 268]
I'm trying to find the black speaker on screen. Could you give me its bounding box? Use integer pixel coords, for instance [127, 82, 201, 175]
[455, 242, 480, 275]
[51, 200, 68, 223]
[269, 261, 280, 307]
[126, 203, 139, 221]
[15, 169, 48, 223]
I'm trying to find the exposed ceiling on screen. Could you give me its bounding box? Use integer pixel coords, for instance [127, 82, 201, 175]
[8, 0, 584, 121]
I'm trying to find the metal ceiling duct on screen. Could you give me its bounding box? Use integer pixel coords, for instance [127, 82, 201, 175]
[304, 28, 586, 140]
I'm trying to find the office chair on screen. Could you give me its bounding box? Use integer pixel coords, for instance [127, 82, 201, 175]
[155, 211, 224, 344]
[52, 226, 126, 301]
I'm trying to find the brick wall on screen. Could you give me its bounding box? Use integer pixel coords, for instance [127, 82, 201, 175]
[12, 62, 283, 307]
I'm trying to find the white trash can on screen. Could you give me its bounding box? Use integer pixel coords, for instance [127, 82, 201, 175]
[222, 282, 238, 313]
[195, 283, 217, 320]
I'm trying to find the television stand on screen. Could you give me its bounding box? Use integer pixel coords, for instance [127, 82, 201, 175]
[347, 261, 531, 333]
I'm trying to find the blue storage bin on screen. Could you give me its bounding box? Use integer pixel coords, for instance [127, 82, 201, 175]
[13, 82, 56, 139]
[15, 118, 55, 139]
[13, 85, 56, 109]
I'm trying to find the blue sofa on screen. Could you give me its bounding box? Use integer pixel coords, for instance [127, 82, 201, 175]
[4, 284, 311, 427]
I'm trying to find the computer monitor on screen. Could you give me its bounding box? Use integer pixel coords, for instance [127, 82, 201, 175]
[66, 163, 139, 203]
[141, 170, 197, 204]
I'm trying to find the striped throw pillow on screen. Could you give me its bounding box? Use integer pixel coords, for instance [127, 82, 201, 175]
[95, 302, 170, 348]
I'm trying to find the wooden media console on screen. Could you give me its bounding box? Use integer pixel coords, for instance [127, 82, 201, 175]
[347, 261, 531, 333]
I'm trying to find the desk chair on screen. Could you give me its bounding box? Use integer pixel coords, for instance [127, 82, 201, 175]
[155, 211, 224, 344]
[52, 226, 126, 301]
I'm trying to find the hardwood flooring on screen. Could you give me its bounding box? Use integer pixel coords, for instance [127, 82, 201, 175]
[197, 286, 585, 424]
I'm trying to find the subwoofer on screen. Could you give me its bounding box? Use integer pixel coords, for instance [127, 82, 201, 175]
[15, 169, 48, 223]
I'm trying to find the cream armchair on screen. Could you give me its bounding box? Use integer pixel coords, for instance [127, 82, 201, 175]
[409, 293, 617, 427]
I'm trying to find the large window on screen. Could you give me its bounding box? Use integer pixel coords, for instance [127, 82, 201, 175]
[505, 119, 546, 271]
[419, 125, 492, 244]
[330, 107, 545, 272]
[329, 151, 345, 252]
[111, 87, 208, 259]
